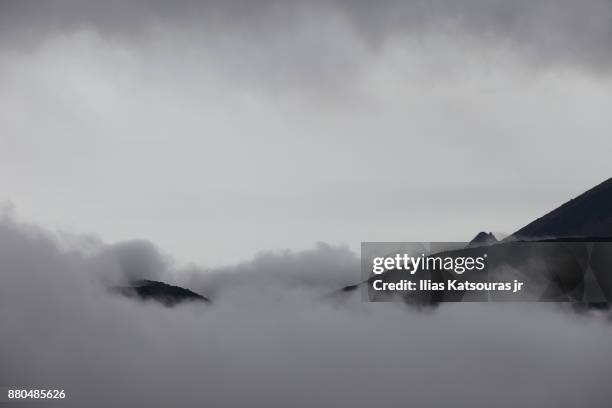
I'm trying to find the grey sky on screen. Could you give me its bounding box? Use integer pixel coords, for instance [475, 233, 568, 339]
[1, 0, 611, 265]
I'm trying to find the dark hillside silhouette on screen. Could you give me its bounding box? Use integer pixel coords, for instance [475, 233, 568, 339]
[513, 178, 612, 239]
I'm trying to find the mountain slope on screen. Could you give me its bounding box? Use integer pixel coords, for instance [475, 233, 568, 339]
[512, 178, 612, 239]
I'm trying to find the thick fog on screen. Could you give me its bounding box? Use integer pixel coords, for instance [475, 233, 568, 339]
[1, 215, 611, 407]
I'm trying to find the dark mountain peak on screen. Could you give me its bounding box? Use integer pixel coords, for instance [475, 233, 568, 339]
[114, 279, 211, 307]
[467, 231, 498, 247]
[512, 177, 612, 240]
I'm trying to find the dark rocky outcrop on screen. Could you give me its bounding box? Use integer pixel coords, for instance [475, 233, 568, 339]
[114, 280, 211, 307]
[467, 231, 498, 247]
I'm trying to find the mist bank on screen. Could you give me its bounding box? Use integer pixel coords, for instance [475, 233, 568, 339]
[1, 215, 612, 407]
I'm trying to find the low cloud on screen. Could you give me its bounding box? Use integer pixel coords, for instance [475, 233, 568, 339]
[1, 215, 612, 407]
[1, 0, 612, 82]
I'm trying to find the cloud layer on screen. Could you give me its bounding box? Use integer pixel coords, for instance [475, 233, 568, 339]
[1, 216, 612, 407]
[2, 0, 612, 76]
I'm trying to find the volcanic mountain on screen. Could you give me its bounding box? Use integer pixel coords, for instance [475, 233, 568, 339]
[340, 177, 612, 305]
[512, 178, 612, 240]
